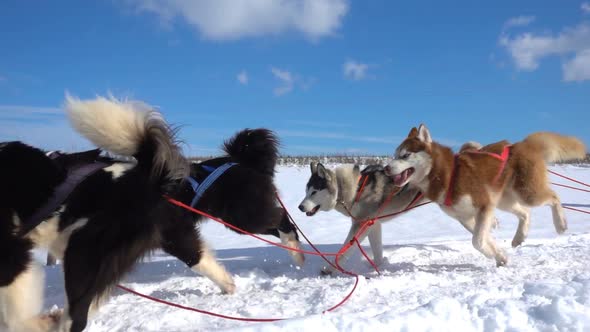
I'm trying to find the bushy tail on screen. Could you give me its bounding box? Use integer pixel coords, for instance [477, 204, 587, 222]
[64, 94, 188, 182]
[223, 128, 279, 176]
[520, 132, 587, 163]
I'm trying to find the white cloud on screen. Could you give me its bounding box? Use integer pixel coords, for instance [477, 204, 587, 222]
[503, 15, 535, 30]
[271, 67, 295, 96]
[582, 2, 590, 14]
[126, 0, 349, 41]
[499, 22, 590, 80]
[343, 60, 369, 80]
[0, 105, 61, 117]
[237, 70, 248, 85]
[563, 49, 590, 81]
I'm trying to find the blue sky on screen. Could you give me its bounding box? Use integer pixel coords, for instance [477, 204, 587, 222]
[1, 0, 589, 156]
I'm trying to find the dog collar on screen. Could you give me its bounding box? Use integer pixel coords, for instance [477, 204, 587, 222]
[186, 162, 237, 207]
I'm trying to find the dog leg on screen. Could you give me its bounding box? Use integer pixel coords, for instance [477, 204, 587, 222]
[473, 208, 507, 267]
[191, 246, 236, 294]
[367, 220, 383, 266]
[518, 183, 567, 235]
[502, 202, 531, 248]
[546, 190, 567, 234]
[279, 230, 305, 267]
[161, 229, 235, 294]
[277, 212, 305, 267]
[0, 262, 58, 332]
[321, 222, 366, 275]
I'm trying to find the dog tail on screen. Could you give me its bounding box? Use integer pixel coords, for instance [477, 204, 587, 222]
[64, 94, 189, 182]
[223, 128, 279, 176]
[520, 132, 587, 163]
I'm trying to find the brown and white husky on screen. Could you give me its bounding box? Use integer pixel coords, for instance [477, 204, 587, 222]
[384, 124, 586, 266]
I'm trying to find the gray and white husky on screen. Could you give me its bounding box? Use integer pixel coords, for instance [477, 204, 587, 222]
[298, 162, 424, 274]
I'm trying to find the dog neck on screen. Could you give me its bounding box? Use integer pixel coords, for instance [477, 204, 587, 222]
[333, 165, 361, 213]
[421, 142, 455, 204]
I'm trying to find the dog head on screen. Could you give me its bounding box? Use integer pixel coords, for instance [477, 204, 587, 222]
[384, 124, 433, 187]
[298, 162, 338, 216]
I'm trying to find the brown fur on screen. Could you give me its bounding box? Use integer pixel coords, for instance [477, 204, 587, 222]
[390, 125, 586, 266]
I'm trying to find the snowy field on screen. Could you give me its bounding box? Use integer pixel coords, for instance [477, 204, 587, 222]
[42, 165, 590, 331]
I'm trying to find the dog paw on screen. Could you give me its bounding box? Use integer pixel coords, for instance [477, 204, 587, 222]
[33, 310, 62, 331]
[292, 252, 305, 267]
[372, 256, 383, 267]
[511, 235, 525, 248]
[320, 266, 334, 276]
[221, 282, 236, 295]
[495, 255, 508, 267]
[555, 221, 567, 234]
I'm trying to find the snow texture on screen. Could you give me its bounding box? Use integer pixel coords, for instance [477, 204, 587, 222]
[40, 165, 590, 331]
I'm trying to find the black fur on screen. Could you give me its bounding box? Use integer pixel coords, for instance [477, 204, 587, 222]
[0, 142, 66, 286]
[195, 128, 297, 238]
[1, 128, 299, 332]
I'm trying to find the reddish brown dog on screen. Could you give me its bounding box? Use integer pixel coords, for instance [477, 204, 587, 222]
[385, 124, 586, 266]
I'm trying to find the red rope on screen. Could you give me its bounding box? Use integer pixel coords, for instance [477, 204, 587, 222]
[115, 285, 283, 322]
[275, 194, 366, 313]
[551, 182, 590, 193]
[354, 175, 369, 204]
[166, 197, 337, 256]
[549, 170, 590, 188]
[563, 205, 590, 214]
[356, 236, 380, 275]
[116, 193, 388, 321]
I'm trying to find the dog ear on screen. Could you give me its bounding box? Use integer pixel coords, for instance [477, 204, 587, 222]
[417, 124, 432, 143]
[310, 161, 318, 174]
[317, 163, 329, 179]
[408, 127, 419, 138]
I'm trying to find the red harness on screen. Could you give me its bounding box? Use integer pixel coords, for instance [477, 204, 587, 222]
[444, 145, 511, 207]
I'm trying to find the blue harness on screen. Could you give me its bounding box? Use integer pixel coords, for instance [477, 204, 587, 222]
[187, 162, 237, 207]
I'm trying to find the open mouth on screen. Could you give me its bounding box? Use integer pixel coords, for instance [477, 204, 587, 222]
[306, 205, 320, 216]
[392, 168, 415, 186]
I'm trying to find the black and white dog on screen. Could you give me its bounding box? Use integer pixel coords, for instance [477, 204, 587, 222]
[0, 95, 303, 332]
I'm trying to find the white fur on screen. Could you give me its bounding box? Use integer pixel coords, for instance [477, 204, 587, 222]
[50, 219, 89, 260]
[64, 94, 152, 156]
[300, 186, 333, 213]
[191, 245, 236, 294]
[103, 163, 134, 179]
[0, 263, 56, 332]
[302, 163, 424, 275]
[417, 124, 432, 143]
[279, 230, 305, 267]
[26, 214, 61, 249]
[387, 150, 432, 190]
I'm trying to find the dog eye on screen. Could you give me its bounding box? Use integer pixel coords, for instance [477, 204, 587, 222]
[399, 153, 410, 160]
[311, 190, 317, 196]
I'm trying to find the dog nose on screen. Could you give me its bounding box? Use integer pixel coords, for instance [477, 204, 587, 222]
[298, 204, 305, 212]
[384, 165, 391, 174]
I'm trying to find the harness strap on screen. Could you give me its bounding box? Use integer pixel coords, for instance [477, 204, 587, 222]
[188, 162, 237, 207]
[354, 175, 369, 204]
[444, 145, 511, 207]
[20, 161, 111, 236]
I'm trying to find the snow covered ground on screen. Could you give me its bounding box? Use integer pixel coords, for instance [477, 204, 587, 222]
[42, 165, 590, 331]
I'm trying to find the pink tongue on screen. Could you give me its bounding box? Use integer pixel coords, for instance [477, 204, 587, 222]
[393, 170, 408, 185]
